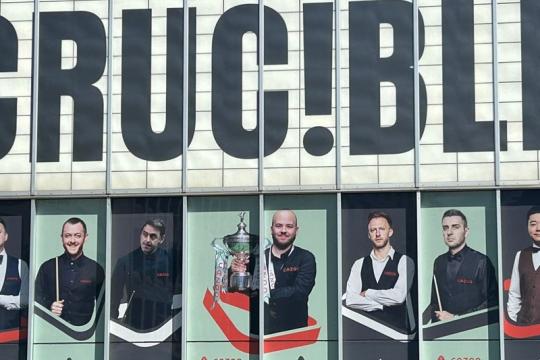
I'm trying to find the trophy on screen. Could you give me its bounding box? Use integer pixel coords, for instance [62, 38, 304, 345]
[211, 212, 258, 305]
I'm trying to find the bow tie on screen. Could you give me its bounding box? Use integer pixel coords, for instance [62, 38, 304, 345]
[0, 255, 3, 265]
[531, 247, 540, 253]
[448, 253, 463, 262]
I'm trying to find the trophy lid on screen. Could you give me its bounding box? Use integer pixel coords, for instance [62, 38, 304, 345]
[223, 212, 258, 246]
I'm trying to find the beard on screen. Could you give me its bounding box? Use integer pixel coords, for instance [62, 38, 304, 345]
[272, 234, 296, 250]
[63, 243, 83, 258]
[372, 238, 389, 249]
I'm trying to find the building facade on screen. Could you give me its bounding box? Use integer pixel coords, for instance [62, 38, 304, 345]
[0, 0, 537, 359]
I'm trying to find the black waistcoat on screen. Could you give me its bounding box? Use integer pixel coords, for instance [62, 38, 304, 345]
[360, 252, 408, 330]
[0, 255, 21, 330]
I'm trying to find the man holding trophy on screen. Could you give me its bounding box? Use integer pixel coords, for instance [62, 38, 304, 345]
[229, 209, 317, 334]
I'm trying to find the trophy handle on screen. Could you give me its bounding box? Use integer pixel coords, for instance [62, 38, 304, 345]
[211, 237, 228, 253]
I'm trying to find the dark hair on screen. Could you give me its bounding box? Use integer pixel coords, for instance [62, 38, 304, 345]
[526, 206, 540, 222]
[62, 217, 87, 235]
[0, 218, 6, 232]
[367, 211, 392, 228]
[141, 218, 166, 238]
[442, 209, 468, 227]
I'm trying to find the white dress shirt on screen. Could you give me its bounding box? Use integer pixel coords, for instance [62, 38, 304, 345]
[346, 247, 415, 312]
[507, 244, 540, 321]
[0, 249, 29, 310]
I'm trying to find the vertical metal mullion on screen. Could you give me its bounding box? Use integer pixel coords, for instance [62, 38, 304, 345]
[258, 0, 264, 191]
[182, 0, 189, 193]
[180, 10, 189, 360]
[416, 190, 423, 360]
[496, 190, 505, 360]
[103, 198, 112, 360]
[335, 0, 341, 190]
[258, 194, 265, 359]
[334, 11, 342, 357]
[336, 192, 343, 360]
[181, 196, 188, 360]
[413, 0, 420, 188]
[26, 199, 37, 360]
[257, 0, 265, 351]
[493, 0, 505, 350]
[492, 0, 501, 186]
[28, 0, 39, 355]
[106, 0, 113, 194]
[492, 0, 504, 354]
[30, 0, 40, 195]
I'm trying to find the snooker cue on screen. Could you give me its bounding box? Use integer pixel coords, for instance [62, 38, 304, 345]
[433, 274, 443, 311]
[122, 290, 136, 322]
[55, 256, 59, 302]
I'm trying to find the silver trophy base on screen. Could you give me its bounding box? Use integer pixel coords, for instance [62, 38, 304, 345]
[229, 271, 252, 291]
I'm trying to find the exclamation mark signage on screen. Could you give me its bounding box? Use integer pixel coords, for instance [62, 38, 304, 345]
[302, 3, 334, 156]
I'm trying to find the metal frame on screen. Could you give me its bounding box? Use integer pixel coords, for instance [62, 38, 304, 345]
[415, 190, 423, 360]
[492, 0, 501, 187]
[181, 195, 188, 360]
[492, 0, 503, 353]
[182, 0, 189, 193]
[413, 0, 420, 188]
[27, 0, 39, 355]
[336, 192, 343, 360]
[26, 199, 36, 360]
[181, 1, 189, 357]
[103, 198, 112, 360]
[495, 189, 505, 360]
[105, 0, 113, 194]
[258, 0, 265, 191]
[335, 0, 341, 190]
[258, 194, 265, 359]
[30, 0, 39, 196]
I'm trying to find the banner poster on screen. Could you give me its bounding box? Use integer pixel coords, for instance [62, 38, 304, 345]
[500, 190, 540, 359]
[109, 197, 182, 359]
[263, 195, 338, 359]
[32, 199, 106, 359]
[341, 192, 418, 360]
[419, 192, 500, 360]
[186, 196, 259, 360]
[0, 201, 30, 360]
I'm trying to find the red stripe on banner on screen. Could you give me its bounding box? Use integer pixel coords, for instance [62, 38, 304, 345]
[219, 291, 250, 311]
[263, 324, 321, 353]
[203, 290, 257, 353]
[203, 289, 321, 354]
[503, 278, 510, 292]
[0, 328, 27, 343]
[502, 278, 540, 338]
[504, 315, 540, 338]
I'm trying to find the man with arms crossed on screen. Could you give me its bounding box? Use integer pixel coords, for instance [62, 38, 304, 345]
[430, 209, 497, 322]
[0, 218, 28, 330]
[346, 211, 415, 331]
[35, 217, 105, 326]
[507, 206, 540, 324]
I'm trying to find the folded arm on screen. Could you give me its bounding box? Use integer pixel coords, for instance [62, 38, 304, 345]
[345, 259, 383, 311]
[364, 256, 415, 307]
